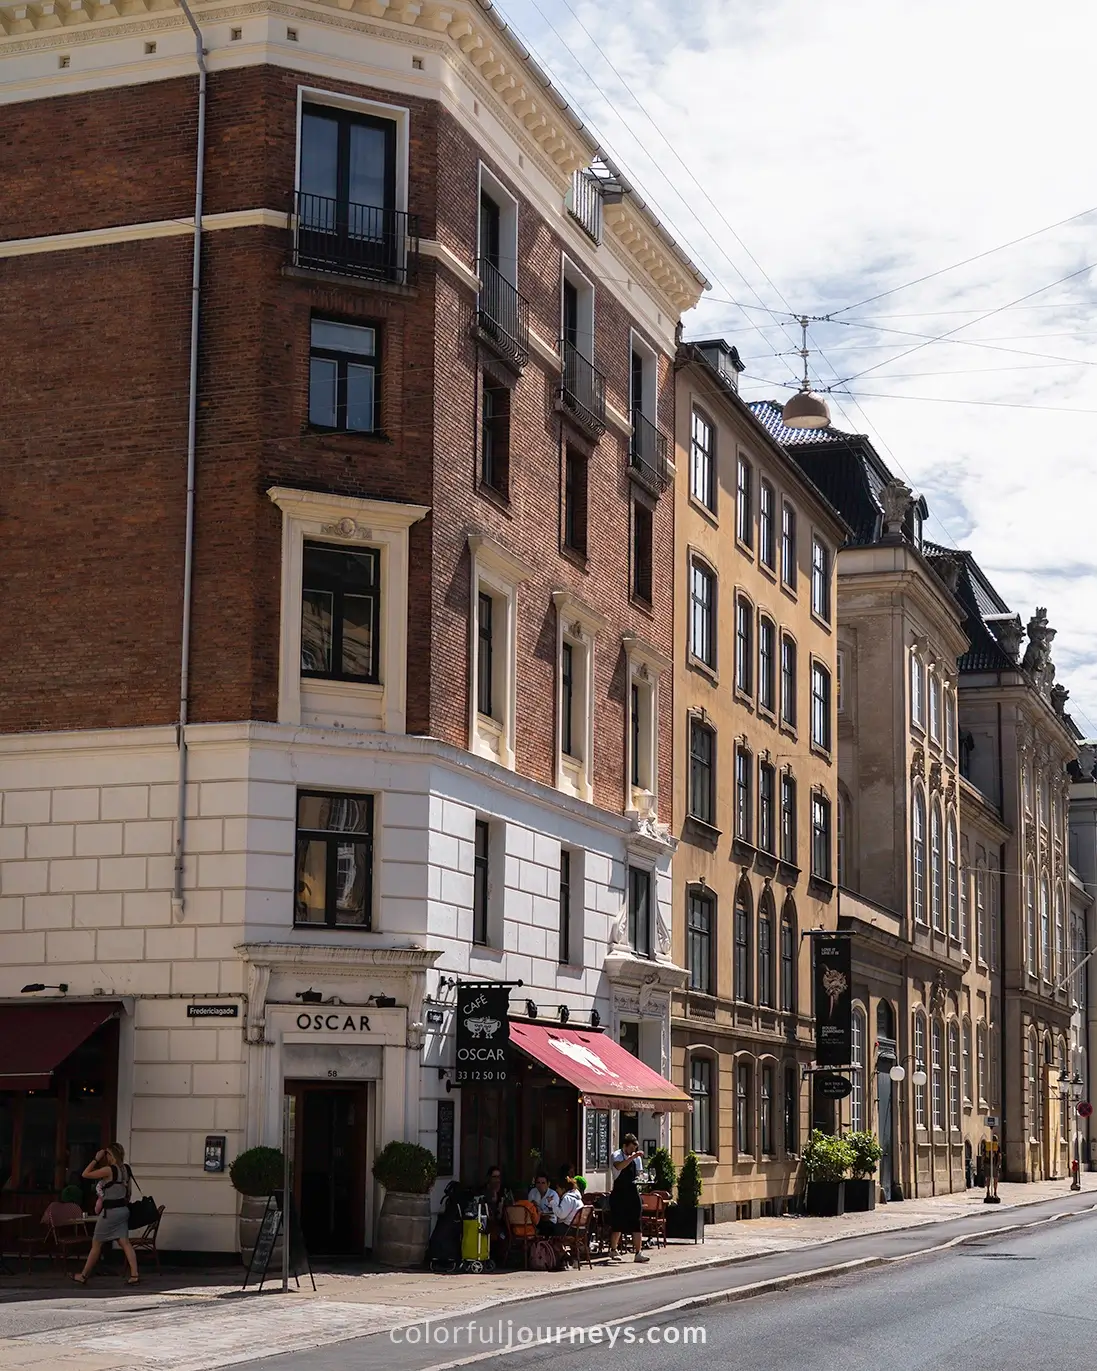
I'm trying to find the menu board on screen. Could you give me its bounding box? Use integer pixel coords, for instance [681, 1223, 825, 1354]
[437, 1099, 455, 1177]
[585, 1109, 610, 1170]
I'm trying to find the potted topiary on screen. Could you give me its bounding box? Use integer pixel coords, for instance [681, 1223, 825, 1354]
[665, 1151, 705, 1241]
[372, 1141, 438, 1267]
[844, 1131, 884, 1211]
[229, 1146, 285, 1266]
[646, 1146, 677, 1197]
[802, 1130, 853, 1216]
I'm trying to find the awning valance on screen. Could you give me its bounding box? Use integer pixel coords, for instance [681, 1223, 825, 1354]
[509, 1022, 693, 1114]
[0, 1002, 122, 1090]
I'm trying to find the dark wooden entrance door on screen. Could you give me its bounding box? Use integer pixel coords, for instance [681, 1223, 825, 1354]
[286, 1082, 367, 1254]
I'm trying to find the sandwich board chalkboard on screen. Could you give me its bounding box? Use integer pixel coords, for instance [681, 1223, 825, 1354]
[242, 1191, 315, 1292]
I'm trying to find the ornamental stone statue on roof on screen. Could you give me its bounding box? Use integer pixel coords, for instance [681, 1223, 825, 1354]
[1022, 607, 1056, 695]
[879, 479, 914, 537]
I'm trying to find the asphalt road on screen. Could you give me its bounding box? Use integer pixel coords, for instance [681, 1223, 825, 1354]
[236, 1190, 1097, 1371]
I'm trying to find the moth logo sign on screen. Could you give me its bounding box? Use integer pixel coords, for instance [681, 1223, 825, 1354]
[814, 935, 852, 1066]
[455, 986, 511, 1085]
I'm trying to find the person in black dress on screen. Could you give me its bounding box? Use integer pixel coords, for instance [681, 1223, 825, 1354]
[607, 1133, 648, 1263]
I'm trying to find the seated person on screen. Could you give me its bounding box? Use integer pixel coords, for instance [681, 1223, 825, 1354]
[527, 1172, 560, 1235]
[555, 1177, 584, 1228]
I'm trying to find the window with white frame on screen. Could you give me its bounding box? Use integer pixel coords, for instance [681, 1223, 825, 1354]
[962, 1019, 972, 1106]
[910, 650, 925, 728]
[947, 817, 960, 940]
[989, 867, 1000, 970]
[734, 880, 752, 1003]
[737, 454, 753, 548]
[624, 634, 664, 813]
[944, 685, 956, 758]
[931, 1019, 944, 1130]
[690, 407, 715, 512]
[811, 792, 832, 882]
[469, 533, 531, 770]
[687, 888, 714, 994]
[976, 864, 987, 964]
[810, 661, 831, 752]
[628, 865, 652, 958]
[735, 746, 753, 843]
[851, 1007, 865, 1132]
[948, 1021, 961, 1130]
[977, 1022, 988, 1105]
[914, 1013, 927, 1128]
[689, 558, 716, 668]
[912, 788, 927, 924]
[736, 1059, 752, 1154]
[928, 671, 941, 742]
[930, 803, 944, 932]
[780, 773, 797, 866]
[295, 790, 374, 928]
[758, 889, 775, 1007]
[759, 480, 776, 570]
[810, 536, 830, 622]
[689, 718, 716, 827]
[761, 1063, 775, 1156]
[759, 761, 776, 854]
[309, 318, 380, 434]
[1055, 886, 1065, 983]
[1026, 865, 1037, 975]
[553, 591, 603, 802]
[1040, 877, 1051, 981]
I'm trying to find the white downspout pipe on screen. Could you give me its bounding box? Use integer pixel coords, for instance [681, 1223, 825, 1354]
[172, 0, 207, 921]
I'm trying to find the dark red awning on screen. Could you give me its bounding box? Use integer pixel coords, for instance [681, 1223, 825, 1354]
[509, 1022, 693, 1113]
[0, 1002, 121, 1090]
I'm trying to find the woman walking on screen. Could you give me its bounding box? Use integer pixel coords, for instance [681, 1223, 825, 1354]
[607, 1134, 648, 1263]
[73, 1143, 139, 1286]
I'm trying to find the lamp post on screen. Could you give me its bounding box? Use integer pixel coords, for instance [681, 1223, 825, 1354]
[1058, 1069, 1084, 1190]
[885, 1057, 927, 1201]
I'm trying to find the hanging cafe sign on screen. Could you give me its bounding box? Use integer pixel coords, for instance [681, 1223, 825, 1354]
[454, 983, 512, 1085]
[814, 933, 852, 1067]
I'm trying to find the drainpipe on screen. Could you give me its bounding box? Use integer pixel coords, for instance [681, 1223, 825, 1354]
[172, 0, 207, 922]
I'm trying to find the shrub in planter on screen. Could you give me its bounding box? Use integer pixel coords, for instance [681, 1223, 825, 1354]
[647, 1147, 677, 1195]
[802, 1130, 853, 1217]
[373, 1141, 438, 1267]
[666, 1151, 704, 1241]
[844, 1130, 884, 1212]
[229, 1146, 286, 1265]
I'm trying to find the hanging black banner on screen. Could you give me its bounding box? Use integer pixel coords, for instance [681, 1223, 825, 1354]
[814, 935, 852, 1066]
[454, 983, 511, 1085]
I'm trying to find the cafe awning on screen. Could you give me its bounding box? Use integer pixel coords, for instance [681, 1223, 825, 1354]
[509, 1022, 693, 1113]
[0, 1001, 122, 1090]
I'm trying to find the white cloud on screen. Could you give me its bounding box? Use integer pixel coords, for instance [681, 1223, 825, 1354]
[505, 0, 1097, 729]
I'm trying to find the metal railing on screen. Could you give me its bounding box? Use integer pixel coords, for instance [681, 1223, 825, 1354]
[630, 408, 671, 493]
[475, 258, 530, 368]
[560, 340, 606, 435]
[566, 168, 604, 243]
[293, 192, 419, 285]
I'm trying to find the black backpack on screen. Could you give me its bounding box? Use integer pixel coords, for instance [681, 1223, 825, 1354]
[126, 1165, 159, 1230]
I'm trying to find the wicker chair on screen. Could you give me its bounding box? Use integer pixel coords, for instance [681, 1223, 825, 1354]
[553, 1203, 594, 1270]
[129, 1204, 165, 1272]
[504, 1202, 540, 1268]
[640, 1191, 668, 1248]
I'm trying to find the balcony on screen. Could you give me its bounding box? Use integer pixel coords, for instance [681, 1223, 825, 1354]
[474, 258, 530, 370]
[566, 168, 604, 243]
[629, 408, 671, 494]
[293, 192, 419, 286]
[559, 340, 606, 439]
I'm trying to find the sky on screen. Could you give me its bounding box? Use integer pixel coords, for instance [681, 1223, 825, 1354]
[499, 0, 1097, 732]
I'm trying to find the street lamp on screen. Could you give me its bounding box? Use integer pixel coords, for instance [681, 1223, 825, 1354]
[879, 1057, 926, 1202]
[1058, 1069, 1084, 1190]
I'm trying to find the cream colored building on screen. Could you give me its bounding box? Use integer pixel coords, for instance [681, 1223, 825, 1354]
[670, 344, 845, 1220]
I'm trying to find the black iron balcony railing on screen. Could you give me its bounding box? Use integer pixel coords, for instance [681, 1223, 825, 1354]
[475, 258, 530, 369]
[559, 340, 606, 436]
[630, 408, 671, 493]
[293, 192, 419, 285]
[566, 168, 603, 243]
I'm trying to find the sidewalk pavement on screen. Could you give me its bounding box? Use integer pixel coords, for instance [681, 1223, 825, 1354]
[0, 1176, 1090, 1371]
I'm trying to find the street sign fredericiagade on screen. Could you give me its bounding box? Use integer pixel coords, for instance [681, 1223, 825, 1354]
[816, 1072, 853, 1100]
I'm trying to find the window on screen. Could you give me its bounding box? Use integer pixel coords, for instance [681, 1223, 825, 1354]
[947, 819, 959, 940]
[931, 1020, 944, 1130]
[294, 791, 373, 928]
[555, 609, 594, 788]
[962, 1020, 972, 1105]
[960, 846, 970, 952]
[836, 649, 846, 716]
[558, 849, 572, 964]
[811, 794, 831, 881]
[988, 865, 1000, 970]
[977, 1023, 988, 1105]
[810, 537, 830, 621]
[687, 888, 714, 994]
[689, 719, 715, 826]
[758, 761, 776, 854]
[781, 502, 797, 589]
[690, 1057, 713, 1154]
[1026, 866, 1037, 975]
[632, 500, 653, 604]
[1028, 1032, 1039, 1140]
[734, 882, 752, 1003]
[759, 481, 776, 570]
[735, 746, 753, 843]
[737, 455, 753, 547]
[948, 1022, 960, 1130]
[780, 636, 797, 728]
[810, 662, 831, 751]
[735, 597, 754, 695]
[914, 1014, 927, 1128]
[561, 641, 577, 758]
[628, 866, 651, 958]
[912, 790, 927, 924]
[758, 891, 775, 1007]
[784, 1065, 799, 1155]
[928, 672, 941, 742]
[476, 592, 495, 718]
[758, 617, 776, 713]
[563, 446, 588, 555]
[975, 866, 987, 963]
[309, 318, 379, 433]
[930, 803, 943, 932]
[300, 542, 380, 682]
[780, 773, 797, 866]
[1040, 878, 1051, 981]
[480, 374, 510, 496]
[761, 1065, 775, 1156]
[631, 685, 641, 788]
[910, 652, 925, 728]
[944, 688, 956, 758]
[689, 560, 715, 666]
[473, 819, 490, 944]
[690, 408, 715, 511]
[780, 904, 797, 1013]
[736, 1060, 752, 1154]
[851, 1008, 865, 1132]
[626, 649, 658, 805]
[837, 791, 847, 887]
[1055, 889, 1065, 985]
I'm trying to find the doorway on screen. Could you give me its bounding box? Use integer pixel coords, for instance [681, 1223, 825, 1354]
[286, 1082, 368, 1254]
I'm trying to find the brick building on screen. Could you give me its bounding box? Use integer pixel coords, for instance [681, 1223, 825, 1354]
[0, 0, 705, 1252]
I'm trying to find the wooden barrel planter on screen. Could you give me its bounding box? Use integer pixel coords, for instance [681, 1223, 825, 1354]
[374, 1192, 432, 1267]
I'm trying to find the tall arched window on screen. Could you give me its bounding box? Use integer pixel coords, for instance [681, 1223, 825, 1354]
[962, 1019, 972, 1106]
[948, 1021, 961, 1130]
[783, 1063, 799, 1156]
[1026, 865, 1037, 976]
[913, 1013, 928, 1129]
[1028, 1030, 1040, 1141]
[931, 1019, 944, 1130]
[1055, 887, 1065, 986]
[912, 789, 927, 925]
[1040, 878, 1051, 982]
[688, 1052, 715, 1155]
[758, 888, 775, 1008]
[877, 999, 895, 1042]
[780, 898, 797, 1014]
[930, 803, 944, 932]
[851, 1007, 866, 1133]
[975, 863, 987, 965]
[959, 837, 970, 952]
[734, 879, 753, 1004]
[946, 818, 959, 940]
[976, 1022, 988, 1105]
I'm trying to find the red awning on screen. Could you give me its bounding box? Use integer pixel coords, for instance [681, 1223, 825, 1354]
[509, 1022, 693, 1114]
[0, 1002, 121, 1090]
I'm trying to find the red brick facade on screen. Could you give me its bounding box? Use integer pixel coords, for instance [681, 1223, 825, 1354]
[0, 64, 676, 821]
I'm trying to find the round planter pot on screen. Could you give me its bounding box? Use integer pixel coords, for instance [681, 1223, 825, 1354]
[238, 1193, 283, 1270]
[374, 1191, 432, 1267]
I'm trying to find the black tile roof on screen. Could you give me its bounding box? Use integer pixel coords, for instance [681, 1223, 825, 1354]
[923, 541, 1018, 673]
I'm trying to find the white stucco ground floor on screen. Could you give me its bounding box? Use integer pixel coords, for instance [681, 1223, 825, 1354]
[0, 722, 687, 1253]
